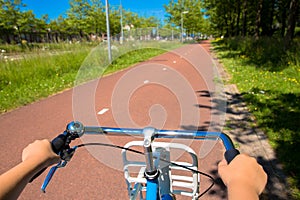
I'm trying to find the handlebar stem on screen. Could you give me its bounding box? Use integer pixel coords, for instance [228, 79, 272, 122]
[143, 127, 156, 173]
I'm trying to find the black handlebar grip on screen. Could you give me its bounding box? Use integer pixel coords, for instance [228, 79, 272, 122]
[51, 134, 67, 154]
[29, 134, 67, 183]
[224, 148, 240, 164]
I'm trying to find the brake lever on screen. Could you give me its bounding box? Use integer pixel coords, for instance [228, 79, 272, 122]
[41, 146, 78, 193]
[41, 162, 59, 193]
[32, 121, 85, 193]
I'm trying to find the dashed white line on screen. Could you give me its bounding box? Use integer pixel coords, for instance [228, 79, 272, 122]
[144, 80, 149, 84]
[97, 108, 109, 115]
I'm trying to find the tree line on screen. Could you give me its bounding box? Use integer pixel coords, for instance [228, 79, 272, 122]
[0, 0, 159, 44]
[201, 0, 299, 48]
[164, 0, 299, 48]
[1, 0, 299, 48]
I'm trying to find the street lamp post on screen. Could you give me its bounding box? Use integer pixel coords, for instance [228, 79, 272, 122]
[120, 0, 124, 44]
[105, 0, 112, 63]
[181, 11, 188, 43]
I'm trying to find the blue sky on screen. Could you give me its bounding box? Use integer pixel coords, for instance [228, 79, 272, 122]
[22, 0, 170, 20]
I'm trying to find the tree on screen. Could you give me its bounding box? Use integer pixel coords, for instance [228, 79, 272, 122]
[18, 10, 37, 42]
[140, 16, 159, 28]
[202, 0, 300, 41]
[67, 0, 91, 39]
[255, 0, 263, 38]
[0, 0, 26, 43]
[164, 0, 205, 35]
[52, 15, 70, 42]
[242, 0, 248, 36]
[284, 0, 299, 49]
[86, 0, 105, 35]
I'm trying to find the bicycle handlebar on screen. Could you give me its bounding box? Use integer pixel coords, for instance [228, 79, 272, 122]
[75, 122, 240, 163]
[34, 121, 239, 192]
[83, 125, 238, 154]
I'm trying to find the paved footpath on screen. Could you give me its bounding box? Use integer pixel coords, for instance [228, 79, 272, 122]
[0, 41, 287, 199]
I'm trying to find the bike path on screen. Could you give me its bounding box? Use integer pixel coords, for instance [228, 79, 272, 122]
[0, 42, 227, 199]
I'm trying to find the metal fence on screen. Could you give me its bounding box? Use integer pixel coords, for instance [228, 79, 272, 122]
[112, 27, 181, 43]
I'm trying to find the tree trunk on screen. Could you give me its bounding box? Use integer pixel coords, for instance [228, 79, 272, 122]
[281, 3, 287, 37]
[236, 0, 241, 36]
[242, 0, 248, 36]
[5, 32, 11, 44]
[284, 0, 299, 49]
[255, 0, 263, 38]
[268, 0, 275, 36]
[229, 10, 234, 36]
[16, 26, 22, 43]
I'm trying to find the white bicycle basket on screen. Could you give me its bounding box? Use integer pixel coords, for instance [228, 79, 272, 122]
[122, 141, 200, 200]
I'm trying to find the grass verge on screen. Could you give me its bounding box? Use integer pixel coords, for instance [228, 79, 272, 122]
[0, 49, 89, 113]
[212, 37, 300, 199]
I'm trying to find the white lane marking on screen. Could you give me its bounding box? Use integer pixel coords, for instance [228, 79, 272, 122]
[97, 108, 109, 115]
[144, 80, 149, 84]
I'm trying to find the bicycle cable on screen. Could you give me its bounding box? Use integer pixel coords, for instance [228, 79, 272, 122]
[77, 142, 215, 198]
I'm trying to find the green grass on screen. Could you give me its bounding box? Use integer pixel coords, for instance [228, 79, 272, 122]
[0, 41, 182, 113]
[104, 48, 166, 74]
[212, 37, 300, 199]
[0, 42, 99, 54]
[0, 50, 89, 112]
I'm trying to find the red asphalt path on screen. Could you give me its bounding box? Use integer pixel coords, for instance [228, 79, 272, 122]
[0, 41, 228, 199]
